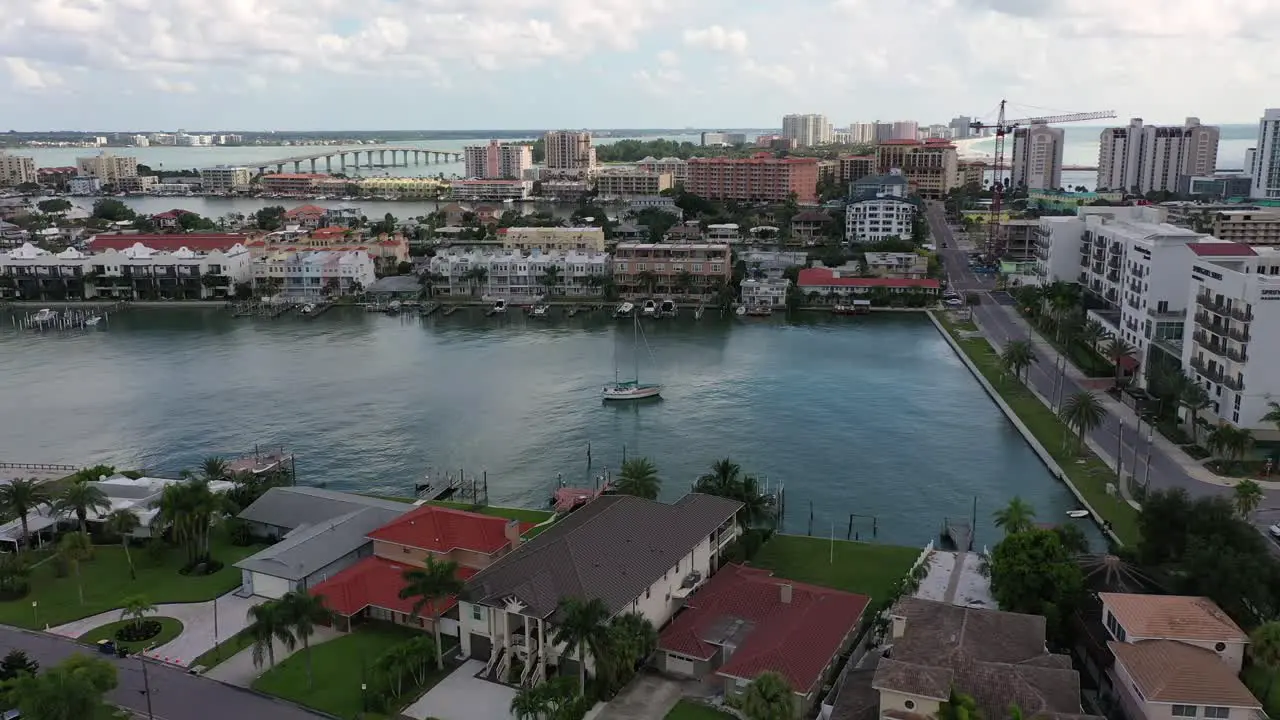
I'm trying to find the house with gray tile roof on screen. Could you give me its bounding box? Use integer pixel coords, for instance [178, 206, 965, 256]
[456, 493, 742, 687]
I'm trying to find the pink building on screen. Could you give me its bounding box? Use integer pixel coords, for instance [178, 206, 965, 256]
[687, 154, 819, 203]
[612, 242, 732, 299]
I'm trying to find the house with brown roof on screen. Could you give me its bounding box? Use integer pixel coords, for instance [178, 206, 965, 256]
[1098, 593, 1260, 720]
[789, 210, 834, 246]
[458, 493, 743, 689]
[284, 204, 329, 231]
[829, 598, 1100, 720]
[657, 564, 868, 717]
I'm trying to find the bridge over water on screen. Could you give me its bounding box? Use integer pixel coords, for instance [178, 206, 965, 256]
[254, 146, 463, 175]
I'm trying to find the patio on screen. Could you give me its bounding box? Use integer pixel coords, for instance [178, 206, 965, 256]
[403, 659, 517, 720]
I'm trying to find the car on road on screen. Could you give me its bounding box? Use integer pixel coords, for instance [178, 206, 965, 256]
[944, 298, 964, 307]
[1269, 523, 1280, 539]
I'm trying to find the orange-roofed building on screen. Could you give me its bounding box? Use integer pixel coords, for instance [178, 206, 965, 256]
[260, 173, 327, 195]
[284, 204, 329, 230]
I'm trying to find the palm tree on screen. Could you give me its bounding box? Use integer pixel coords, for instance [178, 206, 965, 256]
[467, 266, 489, 297]
[59, 532, 92, 606]
[509, 685, 549, 720]
[1207, 425, 1255, 471]
[696, 458, 741, 496]
[694, 458, 774, 528]
[1233, 479, 1264, 519]
[199, 457, 230, 483]
[278, 591, 332, 689]
[615, 458, 660, 500]
[1180, 381, 1212, 443]
[551, 597, 613, 694]
[1206, 425, 1232, 467]
[399, 556, 464, 670]
[1079, 319, 1108, 353]
[1263, 401, 1280, 434]
[54, 480, 110, 534]
[608, 612, 657, 673]
[1059, 391, 1106, 453]
[1250, 621, 1280, 704]
[246, 600, 296, 669]
[119, 594, 155, 632]
[993, 497, 1035, 535]
[539, 266, 562, 297]
[999, 340, 1037, 383]
[1102, 337, 1136, 388]
[741, 671, 794, 720]
[635, 270, 658, 297]
[103, 509, 140, 580]
[151, 477, 222, 567]
[0, 479, 53, 553]
[674, 270, 695, 297]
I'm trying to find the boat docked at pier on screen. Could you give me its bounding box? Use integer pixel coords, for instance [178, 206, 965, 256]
[613, 301, 634, 318]
[641, 299, 658, 317]
[659, 299, 677, 318]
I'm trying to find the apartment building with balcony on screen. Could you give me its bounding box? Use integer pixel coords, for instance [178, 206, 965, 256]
[594, 169, 673, 198]
[636, 157, 688, 184]
[427, 249, 611, 300]
[686, 155, 820, 203]
[199, 165, 251, 194]
[260, 173, 326, 196]
[1212, 210, 1280, 245]
[498, 227, 606, 253]
[1183, 244, 1280, 437]
[75, 152, 139, 184]
[612, 243, 732, 299]
[463, 140, 533, 180]
[251, 250, 377, 298]
[873, 139, 959, 200]
[543, 131, 596, 178]
[0, 152, 36, 187]
[448, 179, 533, 201]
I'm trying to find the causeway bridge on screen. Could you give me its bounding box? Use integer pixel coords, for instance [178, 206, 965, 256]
[254, 146, 463, 175]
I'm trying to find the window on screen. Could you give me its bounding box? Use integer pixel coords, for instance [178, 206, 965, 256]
[472, 605, 483, 621]
[1172, 707, 1198, 718]
[1204, 708, 1229, 719]
[1105, 611, 1127, 642]
[645, 588, 651, 599]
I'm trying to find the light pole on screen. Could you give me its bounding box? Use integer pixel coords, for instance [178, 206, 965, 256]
[213, 597, 220, 660]
[31, 601, 37, 627]
[1115, 418, 1125, 485]
[140, 651, 154, 720]
[1142, 423, 1155, 495]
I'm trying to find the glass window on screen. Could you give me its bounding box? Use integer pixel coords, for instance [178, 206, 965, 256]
[1203, 708, 1229, 719]
[1172, 707, 1198, 718]
[471, 604, 483, 621]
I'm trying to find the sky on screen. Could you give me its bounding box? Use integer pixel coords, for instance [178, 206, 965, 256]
[3, 0, 1279, 131]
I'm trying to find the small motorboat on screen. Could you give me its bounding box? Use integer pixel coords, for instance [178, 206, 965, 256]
[32, 308, 58, 323]
[530, 304, 549, 318]
[84, 315, 102, 326]
[659, 299, 677, 317]
[301, 303, 316, 315]
[1066, 509, 1091, 519]
[493, 299, 507, 314]
[641, 299, 657, 316]
[735, 305, 747, 316]
[613, 301, 634, 318]
[386, 300, 403, 314]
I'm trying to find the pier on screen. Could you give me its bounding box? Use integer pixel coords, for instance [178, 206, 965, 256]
[420, 302, 441, 317]
[0, 462, 78, 482]
[303, 302, 336, 319]
[416, 468, 488, 505]
[441, 305, 462, 316]
[230, 301, 297, 319]
[13, 303, 125, 332]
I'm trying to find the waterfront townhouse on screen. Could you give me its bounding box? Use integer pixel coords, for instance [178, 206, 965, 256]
[499, 226, 606, 252]
[874, 139, 959, 199]
[249, 228, 408, 272]
[626, 196, 683, 219]
[687, 154, 820, 203]
[863, 252, 929, 279]
[356, 177, 448, 198]
[636, 157, 688, 184]
[740, 278, 791, 309]
[612, 242, 733, 299]
[740, 250, 809, 278]
[458, 494, 742, 688]
[594, 168, 673, 198]
[449, 179, 533, 201]
[251, 249, 377, 298]
[428, 249, 611, 300]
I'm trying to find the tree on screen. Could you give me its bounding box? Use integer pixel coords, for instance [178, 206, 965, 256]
[90, 198, 136, 222]
[398, 556, 464, 670]
[278, 591, 333, 689]
[36, 198, 72, 215]
[988, 528, 1084, 641]
[1180, 381, 1212, 442]
[539, 266, 563, 297]
[1207, 425, 1255, 471]
[0, 649, 39, 681]
[1053, 524, 1090, 555]
[1263, 402, 1280, 435]
[1102, 337, 1136, 388]
[254, 205, 287, 231]
[999, 340, 1037, 383]
[1058, 391, 1106, 453]
[1079, 319, 1108, 352]
[693, 458, 774, 528]
[0, 478, 53, 553]
[200, 456, 230, 482]
[1234, 479, 1264, 519]
[635, 270, 658, 296]
[59, 531, 93, 606]
[101, 508, 141, 580]
[993, 497, 1035, 535]
[120, 594, 156, 631]
[615, 458, 660, 500]
[10, 654, 118, 720]
[937, 688, 981, 720]
[54, 479, 111, 534]
[1250, 621, 1280, 703]
[247, 600, 296, 669]
[551, 597, 613, 694]
[740, 671, 794, 720]
[151, 476, 222, 567]
[0, 553, 31, 599]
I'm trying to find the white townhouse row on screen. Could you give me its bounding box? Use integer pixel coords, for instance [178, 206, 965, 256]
[0, 241, 252, 300]
[251, 250, 378, 298]
[428, 249, 612, 299]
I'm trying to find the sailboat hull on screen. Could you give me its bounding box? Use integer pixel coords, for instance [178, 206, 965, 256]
[602, 383, 662, 401]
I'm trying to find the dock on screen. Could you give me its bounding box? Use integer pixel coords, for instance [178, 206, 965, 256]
[420, 302, 441, 317]
[13, 303, 125, 331]
[442, 305, 462, 316]
[303, 302, 336, 319]
[416, 468, 488, 504]
[941, 517, 974, 552]
[0, 462, 78, 482]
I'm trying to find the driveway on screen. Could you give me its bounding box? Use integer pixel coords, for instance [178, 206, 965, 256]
[203, 625, 342, 686]
[49, 591, 262, 667]
[595, 672, 687, 720]
[403, 659, 517, 720]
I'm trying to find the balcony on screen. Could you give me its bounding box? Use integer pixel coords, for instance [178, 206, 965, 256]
[1229, 306, 1253, 323]
[1093, 263, 1105, 275]
[1110, 242, 1123, 254]
[1192, 331, 1226, 356]
[1034, 246, 1049, 261]
[1080, 253, 1091, 267]
[1148, 307, 1186, 319]
[1226, 347, 1249, 364]
[1080, 243, 1091, 256]
[1078, 271, 1088, 283]
[1034, 264, 1048, 277]
[1128, 280, 1142, 294]
[1196, 292, 1226, 314]
[1105, 288, 1118, 303]
[1093, 249, 1105, 261]
[1107, 256, 1121, 269]
[1189, 357, 1225, 383]
[1126, 298, 1140, 311]
[1228, 327, 1251, 343]
[1224, 375, 1246, 392]
[1106, 269, 1120, 283]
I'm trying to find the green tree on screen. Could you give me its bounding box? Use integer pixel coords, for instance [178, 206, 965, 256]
[1052, 524, 1090, 555]
[278, 591, 333, 689]
[254, 205, 287, 231]
[0, 649, 39, 681]
[988, 528, 1084, 641]
[694, 458, 774, 528]
[104, 508, 140, 580]
[59, 531, 93, 606]
[11, 654, 118, 720]
[54, 479, 110, 534]
[0, 478, 53, 553]
[90, 198, 136, 222]
[551, 597, 613, 694]
[151, 476, 222, 567]
[1058, 391, 1106, 453]
[615, 458, 660, 500]
[741, 671, 794, 720]
[119, 594, 156, 632]
[999, 340, 1037, 383]
[1234, 479, 1264, 519]
[634, 270, 658, 296]
[1179, 381, 1212, 442]
[36, 198, 72, 215]
[199, 456, 230, 482]
[246, 600, 296, 669]
[993, 497, 1035, 535]
[597, 612, 658, 691]
[398, 556, 465, 670]
[1249, 621, 1280, 704]
[0, 554, 31, 600]
[1102, 337, 1136, 388]
[539, 266, 563, 297]
[937, 688, 982, 720]
[1263, 402, 1280, 434]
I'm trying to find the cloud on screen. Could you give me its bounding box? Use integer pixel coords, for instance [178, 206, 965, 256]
[632, 67, 686, 97]
[657, 50, 680, 67]
[682, 25, 748, 55]
[151, 77, 196, 93]
[3, 57, 62, 90]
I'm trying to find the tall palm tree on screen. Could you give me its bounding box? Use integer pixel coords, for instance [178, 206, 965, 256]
[1250, 621, 1280, 704]
[509, 685, 549, 720]
[59, 532, 92, 606]
[278, 591, 333, 689]
[199, 457, 230, 483]
[54, 480, 110, 534]
[1233, 479, 1264, 519]
[1079, 319, 1108, 353]
[0, 479, 53, 553]
[693, 458, 773, 528]
[1059, 391, 1106, 453]
[635, 270, 658, 297]
[696, 458, 741, 496]
[551, 597, 613, 694]
[1263, 401, 1280, 434]
[399, 556, 464, 670]
[104, 509, 140, 580]
[741, 671, 793, 720]
[151, 477, 222, 566]
[246, 600, 296, 669]
[615, 458, 660, 500]
[1180, 381, 1212, 443]
[999, 340, 1038, 383]
[1102, 337, 1137, 389]
[993, 497, 1036, 535]
[539, 266, 562, 297]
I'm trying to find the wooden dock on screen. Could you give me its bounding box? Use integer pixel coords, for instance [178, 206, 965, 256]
[304, 302, 336, 319]
[420, 302, 441, 317]
[442, 305, 462, 316]
[942, 517, 974, 551]
[566, 305, 582, 317]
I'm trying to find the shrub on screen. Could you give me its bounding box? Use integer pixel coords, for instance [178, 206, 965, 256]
[225, 518, 253, 547]
[116, 620, 162, 642]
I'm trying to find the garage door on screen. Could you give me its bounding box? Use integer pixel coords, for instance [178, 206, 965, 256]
[251, 572, 291, 599]
[665, 652, 696, 677]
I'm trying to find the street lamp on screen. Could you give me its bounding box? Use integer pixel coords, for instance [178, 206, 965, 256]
[140, 644, 156, 720]
[31, 600, 37, 627]
[361, 682, 368, 714]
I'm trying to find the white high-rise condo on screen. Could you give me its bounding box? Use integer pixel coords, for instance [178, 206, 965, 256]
[1096, 118, 1219, 195]
[543, 131, 596, 178]
[1250, 109, 1280, 199]
[781, 114, 832, 147]
[1011, 124, 1065, 190]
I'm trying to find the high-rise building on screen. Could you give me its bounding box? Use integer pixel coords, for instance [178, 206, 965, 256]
[781, 114, 832, 148]
[874, 122, 894, 143]
[543, 131, 596, 178]
[1245, 148, 1257, 177]
[75, 152, 139, 183]
[949, 116, 973, 140]
[874, 139, 959, 199]
[1010, 124, 1065, 190]
[199, 165, 252, 194]
[1250, 108, 1280, 200]
[701, 132, 729, 146]
[849, 123, 877, 144]
[464, 140, 533, 180]
[891, 121, 919, 141]
[1097, 117, 1220, 194]
[687, 154, 821, 203]
[0, 152, 36, 187]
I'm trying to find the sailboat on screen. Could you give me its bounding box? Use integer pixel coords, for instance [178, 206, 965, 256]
[602, 312, 661, 401]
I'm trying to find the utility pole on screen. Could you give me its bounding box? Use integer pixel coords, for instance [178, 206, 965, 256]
[1142, 424, 1155, 495]
[1115, 419, 1125, 485]
[140, 653, 154, 720]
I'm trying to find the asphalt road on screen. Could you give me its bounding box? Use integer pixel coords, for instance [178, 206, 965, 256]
[0, 625, 328, 720]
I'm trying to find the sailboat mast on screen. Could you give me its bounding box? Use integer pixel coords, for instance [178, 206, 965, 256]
[633, 312, 640, 382]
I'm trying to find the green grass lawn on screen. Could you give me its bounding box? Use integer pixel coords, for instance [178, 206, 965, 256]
[751, 534, 919, 602]
[0, 535, 264, 629]
[252, 624, 440, 719]
[934, 314, 1140, 546]
[190, 626, 255, 671]
[427, 500, 553, 523]
[665, 700, 736, 720]
[78, 616, 184, 653]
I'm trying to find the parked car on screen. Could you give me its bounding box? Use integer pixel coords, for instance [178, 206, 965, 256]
[944, 298, 964, 307]
[1269, 523, 1280, 539]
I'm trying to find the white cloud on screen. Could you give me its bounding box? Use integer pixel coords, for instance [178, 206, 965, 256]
[632, 67, 686, 96]
[3, 57, 61, 90]
[682, 25, 748, 55]
[657, 50, 680, 67]
[151, 77, 196, 93]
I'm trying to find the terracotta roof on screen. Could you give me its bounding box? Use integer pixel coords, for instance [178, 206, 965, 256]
[1109, 640, 1261, 707]
[286, 204, 328, 218]
[797, 268, 939, 290]
[310, 555, 477, 617]
[152, 209, 195, 220]
[688, 156, 819, 165]
[263, 173, 326, 180]
[1099, 593, 1247, 642]
[878, 139, 922, 146]
[658, 564, 868, 694]
[1187, 243, 1257, 257]
[88, 233, 248, 253]
[367, 505, 531, 554]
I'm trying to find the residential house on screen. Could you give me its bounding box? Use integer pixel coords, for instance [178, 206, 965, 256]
[658, 564, 868, 717]
[797, 267, 940, 302]
[458, 494, 743, 688]
[0, 220, 25, 248]
[284, 204, 329, 231]
[740, 250, 809, 279]
[740, 278, 790, 309]
[790, 210, 834, 246]
[706, 224, 742, 243]
[863, 252, 929, 279]
[427, 249, 611, 299]
[612, 222, 649, 243]
[613, 243, 732, 299]
[151, 209, 198, 231]
[251, 250, 378, 298]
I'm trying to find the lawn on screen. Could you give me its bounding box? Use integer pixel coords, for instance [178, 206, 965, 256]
[427, 500, 553, 523]
[665, 700, 736, 720]
[79, 616, 184, 653]
[751, 534, 919, 602]
[934, 313, 1141, 546]
[190, 626, 255, 671]
[252, 623, 441, 719]
[0, 534, 264, 629]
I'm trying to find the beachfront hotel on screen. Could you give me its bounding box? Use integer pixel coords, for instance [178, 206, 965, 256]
[686, 154, 820, 204]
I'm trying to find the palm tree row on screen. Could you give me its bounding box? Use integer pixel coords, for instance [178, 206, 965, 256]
[540, 596, 657, 699]
[1206, 424, 1255, 472]
[246, 591, 332, 688]
[1013, 283, 1137, 386]
[694, 458, 775, 528]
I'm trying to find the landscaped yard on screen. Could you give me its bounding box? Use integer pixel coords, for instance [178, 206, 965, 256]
[751, 534, 919, 602]
[0, 534, 264, 629]
[252, 623, 443, 719]
[79, 616, 184, 653]
[190, 626, 255, 671]
[665, 699, 736, 720]
[935, 313, 1141, 546]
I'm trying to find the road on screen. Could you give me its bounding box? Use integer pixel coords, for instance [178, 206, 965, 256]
[0, 625, 328, 720]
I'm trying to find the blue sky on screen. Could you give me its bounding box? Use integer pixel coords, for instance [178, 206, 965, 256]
[3, 0, 1278, 131]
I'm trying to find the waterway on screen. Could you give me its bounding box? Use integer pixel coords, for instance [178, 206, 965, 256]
[0, 308, 1099, 548]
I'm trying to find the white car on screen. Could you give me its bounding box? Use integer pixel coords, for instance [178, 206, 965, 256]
[1269, 523, 1280, 539]
[944, 298, 964, 307]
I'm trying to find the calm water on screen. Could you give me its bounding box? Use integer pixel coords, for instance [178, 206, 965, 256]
[0, 309, 1095, 547]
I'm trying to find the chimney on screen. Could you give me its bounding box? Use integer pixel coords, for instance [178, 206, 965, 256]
[780, 583, 792, 604]
[504, 519, 522, 551]
[890, 614, 907, 640]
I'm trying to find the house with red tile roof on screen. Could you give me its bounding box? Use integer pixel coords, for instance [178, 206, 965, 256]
[657, 563, 868, 715]
[151, 208, 197, 230]
[797, 266, 940, 302]
[311, 505, 532, 632]
[88, 233, 252, 254]
[283, 204, 329, 230]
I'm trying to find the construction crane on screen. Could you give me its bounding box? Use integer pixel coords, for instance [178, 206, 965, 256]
[969, 101, 1116, 258]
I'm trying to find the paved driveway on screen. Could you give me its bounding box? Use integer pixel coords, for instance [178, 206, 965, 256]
[403, 659, 517, 720]
[595, 672, 687, 720]
[204, 625, 341, 686]
[49, 591, 262, 667]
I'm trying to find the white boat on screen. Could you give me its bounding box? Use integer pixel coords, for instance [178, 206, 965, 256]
[641, 299, 657, 316]
[735, 305, 747, 316]
[84, 315, 102, 326]
[492, 299, 507, 314]
[32, 309, 58, 323]
[1066, 509, 1091, 519]
[659, 299, 677, 317]
[387, 300, 403, 314]
[603, 312, 661, 401]
[530, 304, 549, 318]
[301, 303, 316, 315]
[613, 301, 634, 318]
